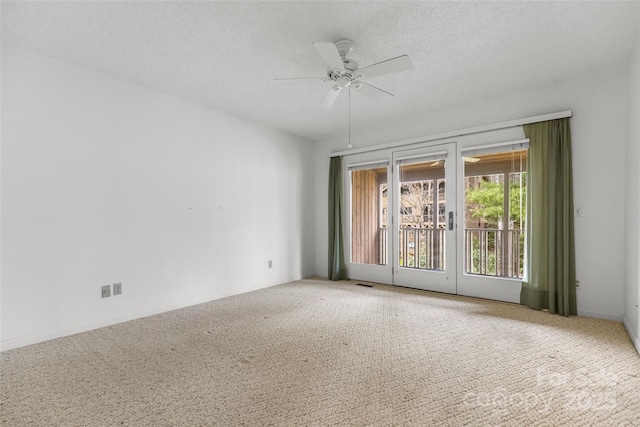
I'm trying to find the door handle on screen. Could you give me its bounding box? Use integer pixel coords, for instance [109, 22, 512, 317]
[448, 211, 454, 231]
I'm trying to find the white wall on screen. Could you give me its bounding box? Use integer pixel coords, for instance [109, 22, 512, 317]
[315, 69, 627, 321]
[1, 47, 315, 350]
[624, 33, 640, 353]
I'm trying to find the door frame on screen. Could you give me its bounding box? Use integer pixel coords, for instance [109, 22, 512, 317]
[342, 127, 527, 303]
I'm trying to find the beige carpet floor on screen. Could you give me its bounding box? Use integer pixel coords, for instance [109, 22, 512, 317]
[1, 278, 639, 426]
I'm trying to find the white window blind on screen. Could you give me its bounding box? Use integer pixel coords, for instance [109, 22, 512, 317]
[395, 151, 447, 166]
[460, 138, 530, 157]
[347, 160, 389, 171]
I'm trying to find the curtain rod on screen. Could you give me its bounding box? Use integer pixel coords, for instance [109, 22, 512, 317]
[328, 110, 572, 158]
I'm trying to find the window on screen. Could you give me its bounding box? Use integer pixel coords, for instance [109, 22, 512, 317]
[463, 149, 527, 278]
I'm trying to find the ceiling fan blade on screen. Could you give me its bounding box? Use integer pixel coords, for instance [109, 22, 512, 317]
[358, 55, 413, 79]
[318, 86, 342, 109]
[353, 81, 393, 103]
[274, 77, 328, 82]
[313, 42, 346, 73]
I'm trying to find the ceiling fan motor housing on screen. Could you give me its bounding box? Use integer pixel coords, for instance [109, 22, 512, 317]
[328, 40, 360, 87]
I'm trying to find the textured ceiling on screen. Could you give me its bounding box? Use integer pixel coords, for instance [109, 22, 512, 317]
[2, 1, 639, 141]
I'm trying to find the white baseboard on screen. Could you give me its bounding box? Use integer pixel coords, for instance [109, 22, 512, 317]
[623, 316, 640, 356]
[1, 279, 294, 352]
[576, 309, 622, 322]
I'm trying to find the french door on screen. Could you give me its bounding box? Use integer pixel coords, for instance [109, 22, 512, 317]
[344, 150, 393, 285]
[391, 143, 457, 293]
[344, 143, 456, 292]
[344, 138, 526, 303]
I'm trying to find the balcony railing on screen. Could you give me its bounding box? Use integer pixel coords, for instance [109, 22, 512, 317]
[464, 228, 524, 278]
[398, 227, 446, 270]
[378, 227, 524, 278]
[377, 227, 446, 270]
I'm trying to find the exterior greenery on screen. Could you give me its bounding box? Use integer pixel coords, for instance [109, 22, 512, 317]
[466, 172, 526, 227]
[465, 172, 527, 277]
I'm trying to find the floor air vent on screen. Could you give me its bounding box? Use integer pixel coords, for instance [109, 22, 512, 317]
[355, 283, 374, 288]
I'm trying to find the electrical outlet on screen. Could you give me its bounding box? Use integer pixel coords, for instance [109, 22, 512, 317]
[113, 282, 122, 296]
[268, 260, 273, 268]
[574, 206, 583, 217]
[101, 285, 111, 298]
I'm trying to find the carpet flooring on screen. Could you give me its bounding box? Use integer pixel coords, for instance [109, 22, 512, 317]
[1, 278, 639, 426]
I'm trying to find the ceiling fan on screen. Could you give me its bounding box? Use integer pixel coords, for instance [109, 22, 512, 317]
[276, 39, 413, 109]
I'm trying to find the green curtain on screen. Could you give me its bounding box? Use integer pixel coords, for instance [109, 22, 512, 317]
[328, 156, 348, 280]
[521, 118, 577, 316]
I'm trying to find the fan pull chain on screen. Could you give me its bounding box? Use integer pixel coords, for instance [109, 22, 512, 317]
[348, 86, 352, 148]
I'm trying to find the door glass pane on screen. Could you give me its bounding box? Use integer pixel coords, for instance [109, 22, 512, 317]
[350, 166, 388, 265]
[463, 150, 527, 278]
[398, 160, 446, 271]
